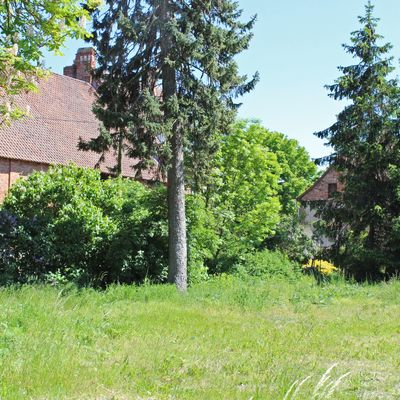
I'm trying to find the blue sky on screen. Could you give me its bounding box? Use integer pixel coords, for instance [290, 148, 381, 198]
[45, 1, 400, 160]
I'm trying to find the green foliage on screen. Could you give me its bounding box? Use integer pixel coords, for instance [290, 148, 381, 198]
[207, 121, 317, 268]
[264, 216, 317, 264]
[314, 3, 400, 280]
[0, 164, 218, 286]
[0, 165, 165, 285]
[0, 0, 100, 125]
[235, 249, 300, 281]
[256, 124, 318, 216]
[100, 180, 169, 284]
[86, 0, 258, 178]
[186, 195, 219, 283]
[212, 121, 282, 248]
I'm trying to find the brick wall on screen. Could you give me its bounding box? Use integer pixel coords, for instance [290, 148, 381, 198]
[298, 167, 344, 248]
[63, 47, 96, 85]
[0, 158, 48, 202]
[0, 158, 9, 202]
[299, 168, 344, 202]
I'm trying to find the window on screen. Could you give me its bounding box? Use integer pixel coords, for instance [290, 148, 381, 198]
[328, 183, 337, 198]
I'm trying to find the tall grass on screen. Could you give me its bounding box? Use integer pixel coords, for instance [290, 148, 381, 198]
[283, 364, 352, 399]
[0, 276, 399, 399]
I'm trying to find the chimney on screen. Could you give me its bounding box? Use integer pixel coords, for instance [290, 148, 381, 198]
[63, 47, 96, 86]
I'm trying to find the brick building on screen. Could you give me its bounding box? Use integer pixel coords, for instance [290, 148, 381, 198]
[63, 47, 97, 87]
[298, 167, 344, 203]
[298, 167, 344, 246]
[0, 48, 156, 202]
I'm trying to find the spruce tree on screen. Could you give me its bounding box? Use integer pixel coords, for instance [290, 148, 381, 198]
[83, 0, 258, 290]
[315, 2, 400, 279]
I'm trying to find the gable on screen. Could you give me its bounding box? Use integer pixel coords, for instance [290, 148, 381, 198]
[298, 167, 344, 202]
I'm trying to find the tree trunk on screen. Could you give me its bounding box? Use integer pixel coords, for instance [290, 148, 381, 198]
[167, 131, 187, 291]
[160, 0, 187, 291]
[116, 130, 123, 177]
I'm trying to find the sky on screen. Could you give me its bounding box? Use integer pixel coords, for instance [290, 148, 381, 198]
[44, 0, 400, 160]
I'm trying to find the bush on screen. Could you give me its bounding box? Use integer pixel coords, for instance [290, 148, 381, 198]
[0, 165, 166, 285]
[302, 259, 338, 276]
[235, 249, 300, 280]
[302, 259, 339, 283]
[1, 164, 304, 287]
[186, 195, 219, 283]
[101, 182, 169, 285]
[263, 216, 317, 264]
[1, 165, 119, 285]
[0, 210, 21, 284]
[0, 164, 219, 286]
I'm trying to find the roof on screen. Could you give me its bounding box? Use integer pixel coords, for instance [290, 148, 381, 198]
[0, 73, 157, 181]
[297, 168, 332, 202]
[297, 166, 343, 202]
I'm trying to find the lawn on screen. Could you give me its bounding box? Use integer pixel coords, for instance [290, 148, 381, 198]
[0, 275, 399, 399]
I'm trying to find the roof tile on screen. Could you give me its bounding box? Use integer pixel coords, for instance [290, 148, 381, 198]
[0, 73, 157, 181]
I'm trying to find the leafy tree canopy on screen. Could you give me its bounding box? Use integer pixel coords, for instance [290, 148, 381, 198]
[0, 0, 101, 125]
[209, 121, 317, 257]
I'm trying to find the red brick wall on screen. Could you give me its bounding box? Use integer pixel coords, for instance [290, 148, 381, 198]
[300, 168, 344, 202]
[63, 48, 96, 85]
[63, 65, 75, 79]
[0, 158, 10, 202]
[0, 158, 48, 202]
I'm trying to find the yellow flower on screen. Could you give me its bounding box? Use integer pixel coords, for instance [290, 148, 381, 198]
[303, 259, 338, 275]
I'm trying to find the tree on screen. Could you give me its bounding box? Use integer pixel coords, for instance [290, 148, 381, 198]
[210, 122, 282, 262]
[257, 124, 318, 216]
[314, 2, 400, 279]
[84, 0, 258, 291]
[208, 121, 317, 268]
[0, 0, 100, 125]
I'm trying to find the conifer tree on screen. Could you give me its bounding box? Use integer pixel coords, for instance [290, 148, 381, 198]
[315, 2, 400, 279]
[83, 0, 258, 290]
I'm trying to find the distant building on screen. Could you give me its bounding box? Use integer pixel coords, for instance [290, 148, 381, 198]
[298, 167, 344, 247]
[63, 47, 97, 86]
[0, 48, 157, 202]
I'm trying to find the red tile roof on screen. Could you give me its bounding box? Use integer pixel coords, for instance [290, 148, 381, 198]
[0, 73, 158, 181]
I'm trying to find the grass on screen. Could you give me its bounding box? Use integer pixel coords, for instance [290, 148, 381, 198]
[0, 275, 399, 399]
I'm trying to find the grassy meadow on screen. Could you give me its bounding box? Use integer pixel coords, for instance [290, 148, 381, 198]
[0, 275, 399, 399]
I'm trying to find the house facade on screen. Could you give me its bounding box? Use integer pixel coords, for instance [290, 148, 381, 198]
[298, 167, 344, 247]
[0, 48, 156, 202]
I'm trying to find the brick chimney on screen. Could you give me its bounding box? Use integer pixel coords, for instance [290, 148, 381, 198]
[63, 47, 96, 85]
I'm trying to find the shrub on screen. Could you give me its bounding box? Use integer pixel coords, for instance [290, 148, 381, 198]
[0, 165, 168, 286]
[302, 259, 338, 276]
[235, 249, 300, 280]
[302, 259, 339, 283]
[186, 195, 219, 283]
[263, 216, 317, 264]
[1, 165, 118, 285]
[0, 164, 217, 286]
[102, 182, 169, 284]
[0, 210, 21, 285]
